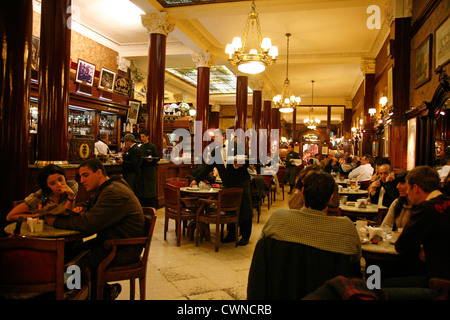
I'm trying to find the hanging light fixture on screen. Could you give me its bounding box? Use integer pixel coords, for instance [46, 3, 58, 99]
[225, 0, 278, 74]
[303, 80, 321, 130]
[272, 33, 301, 113]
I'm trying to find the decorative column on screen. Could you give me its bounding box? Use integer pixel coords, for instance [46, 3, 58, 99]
[361, 58, 376, 156]
[250, 79, 263, 156]
[36, 0, 72, 164]
[292, 107, 297, 142]
[141, 12, 175, 158]
[193, 51, 214, 151]
[262, 99, 272, 154]
[235, 74, 248, 142]
[0, 0, 33, 221]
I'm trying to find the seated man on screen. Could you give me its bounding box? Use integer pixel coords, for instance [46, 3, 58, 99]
[382, 166, 450, 300]
[348, 154, 374, 182]
[247, 171, 361, 300]
[367, 163, 399, 208]
[46, 158, 146, 300]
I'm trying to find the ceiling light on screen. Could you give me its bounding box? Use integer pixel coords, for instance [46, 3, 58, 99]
[368, 108, 376, 116]
[303, 80, 321, 129]
[273, 33, 300, 113]
[225, 1, 278, 74]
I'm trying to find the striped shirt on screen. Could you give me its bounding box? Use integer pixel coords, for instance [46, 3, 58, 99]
[261, 207, 361, 261]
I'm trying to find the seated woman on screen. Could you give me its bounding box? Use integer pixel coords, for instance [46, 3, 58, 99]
[380, 171, 411, 230]
[6, 164, 78, 222]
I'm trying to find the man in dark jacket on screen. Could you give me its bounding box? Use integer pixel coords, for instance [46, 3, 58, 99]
[190, 129, 253, 246]
[118, 133, 141, 194]
[382, 166, 450, 299]
[46, 158, 145, 299]
[137, 130, 159, 207]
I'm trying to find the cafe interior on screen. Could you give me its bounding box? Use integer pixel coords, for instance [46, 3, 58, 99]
[0, 0, 449, 301]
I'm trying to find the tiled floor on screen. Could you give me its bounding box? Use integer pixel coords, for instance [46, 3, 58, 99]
[116, 189, 289, 300]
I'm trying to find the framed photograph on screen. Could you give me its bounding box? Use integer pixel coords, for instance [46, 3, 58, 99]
[114, 75, 132, 96]
[414, 35, 432, 88]
[435, 17, 450, 69]
[98, 67, 116, 92]
[127, 100, 141, 124]
[75, 59, 96, 87]
[31, 36, 40, 70]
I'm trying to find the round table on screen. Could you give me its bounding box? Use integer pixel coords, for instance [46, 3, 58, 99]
[4, 222, 81, 239]
[340, 203, 380, 213]
[180, 187, 220, 198]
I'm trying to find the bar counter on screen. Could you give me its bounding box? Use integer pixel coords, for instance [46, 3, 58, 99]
[27, 160, 193, 207]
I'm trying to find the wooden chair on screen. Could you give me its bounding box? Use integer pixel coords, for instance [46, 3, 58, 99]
[276, 167, 286, 201]
[0, 237, 90, 300]
[250, 181, 262, 223]
[164, 184, 197, 246]
[95, 207, 157, 300]
[262, 175, 276, 209]
[195, 188, 243, 252]
[166, 177, 188, 188]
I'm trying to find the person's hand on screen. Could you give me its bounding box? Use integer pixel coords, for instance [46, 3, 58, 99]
[45, 215, 56, 226]
[60, 184, 75, 200]
[73, 206, 85, 214]
[189, 180, 197, 188]
[387, 172, 395, 182]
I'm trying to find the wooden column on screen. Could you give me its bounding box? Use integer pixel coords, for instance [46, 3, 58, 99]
[252, 90, 262, 133]
[235, 75, 248, 142]
[360, 58, 376, 156]
[327, 106, 332, 138]
[36, 0, 72, 164]
[141, 13, 175, 158]
[262, 100, 272, 153]
[292, 107, 297, 142]
[0, 0, 33, 223]
[389, 17, 411, 170]
[193, 52, 214, 151]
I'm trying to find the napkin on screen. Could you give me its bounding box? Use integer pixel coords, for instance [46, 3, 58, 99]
[367, 226, 383, 240]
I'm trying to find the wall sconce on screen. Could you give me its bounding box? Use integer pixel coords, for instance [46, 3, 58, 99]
[379, 96, 388, 107]
[189, 108, 197, 116]
[368, 108, 376, 116]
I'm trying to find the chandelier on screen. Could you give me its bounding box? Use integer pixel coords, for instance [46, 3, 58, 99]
[225, 0, 278, 74]
[273, 33, 300, 113]
[303, 80, 321, 130]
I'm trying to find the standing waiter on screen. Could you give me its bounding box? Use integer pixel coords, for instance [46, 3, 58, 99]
[189, 129, 253, 246]
[286, 143, 300, 194]
[137, 130, 159, 208]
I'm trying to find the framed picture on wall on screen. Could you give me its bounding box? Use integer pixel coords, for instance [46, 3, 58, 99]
[114, 75, 132, 96]
[127, 100, 141, 125]
[435, 17, 450, 69]
[98, 68, 116, 92]
[414, 35, 432, 88]
[75, 59, 96, 87]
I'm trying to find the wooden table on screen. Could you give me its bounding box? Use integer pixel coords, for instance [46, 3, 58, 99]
[180, 187, 220, 198]
[4, 222, 82, 240]
[339, 203, 387, 223]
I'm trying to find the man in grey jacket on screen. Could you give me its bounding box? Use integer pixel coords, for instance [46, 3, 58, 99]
[46, 158, 145, 299]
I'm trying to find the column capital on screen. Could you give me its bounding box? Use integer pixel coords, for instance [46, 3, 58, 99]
[141, 12, 175, 36]
[361, 57, 376, 74]
[192, 51, 215, 68]
[249, 79, 264, 91]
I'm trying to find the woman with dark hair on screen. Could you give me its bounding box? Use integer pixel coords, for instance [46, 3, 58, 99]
[380, 171, 411, 231]
[6, 164, 78, 222]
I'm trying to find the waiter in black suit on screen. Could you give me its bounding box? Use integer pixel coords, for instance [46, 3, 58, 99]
[189, 128, 253, 246]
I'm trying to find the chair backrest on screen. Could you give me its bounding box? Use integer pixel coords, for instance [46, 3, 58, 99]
[141, 207, 157, 266]
[247, 237, 359, 300]
[218, 188, 243, 213]
[262, 175, 273, 188]
[164, 184, 181, 211]
[166, 177, 188, 187]
[276, 167, 286, 184]
[0, 237, 66, 299]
